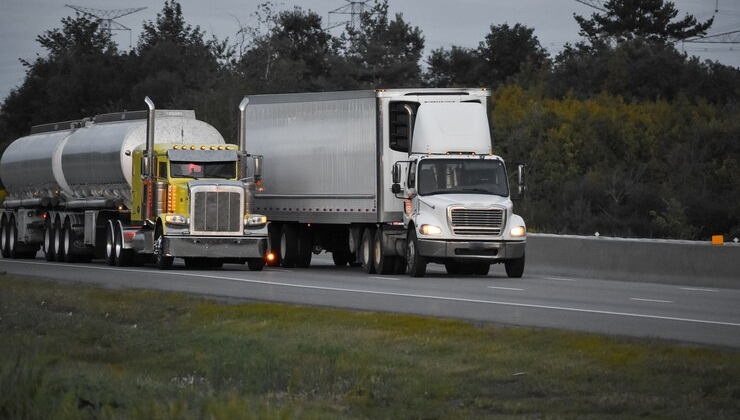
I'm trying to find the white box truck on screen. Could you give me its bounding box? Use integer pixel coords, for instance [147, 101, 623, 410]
[241, 88, 526, 277]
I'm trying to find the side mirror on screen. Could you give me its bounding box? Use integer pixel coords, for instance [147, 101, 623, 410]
[141, 155, 151, 177]
[517, 164, 526, 197]
[391, 184, 401, 194]
[254, 155, 263, 181]
[392, 162, 401, 184]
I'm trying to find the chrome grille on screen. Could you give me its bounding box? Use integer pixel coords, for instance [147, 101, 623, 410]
[450, 208, 505, 235]
[190, 187, 243, 236]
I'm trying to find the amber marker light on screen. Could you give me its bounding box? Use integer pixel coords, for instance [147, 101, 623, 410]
[266, 252, 276, 262]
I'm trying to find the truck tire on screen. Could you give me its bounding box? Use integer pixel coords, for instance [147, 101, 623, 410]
[52, 218, 65, 262]
[115, 222, 134, 267]
[297, 225, 312, 268]
[361, 227, 376, 274]
[373, 228, 395, 274]
[474, 262, 491, 276]
[153, 225, 173, 270]
[406, 229, 426, 278]
[280, 224, 299, 268]
[505, 254, 525, 278]
[43, 219, 55, 261]
[267, 223, 282, 267]
[62, 220, 76, 263]
[104, 221, 116, 265]
[247, 258, 265, 271]
[7, 217, 19, 259]
[0, 217, 9, 258]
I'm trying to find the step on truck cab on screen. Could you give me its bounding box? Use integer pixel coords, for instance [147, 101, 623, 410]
[243, 88, 526, 277]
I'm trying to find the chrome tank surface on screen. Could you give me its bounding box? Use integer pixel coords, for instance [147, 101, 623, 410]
[0, 110, 224, 207]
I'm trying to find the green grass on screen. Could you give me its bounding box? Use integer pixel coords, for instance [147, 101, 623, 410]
[1, 274, 739, 420]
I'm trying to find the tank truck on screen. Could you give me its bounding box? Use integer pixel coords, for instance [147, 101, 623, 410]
[0, 97, 268, 270]
[241, 88, 526, 277]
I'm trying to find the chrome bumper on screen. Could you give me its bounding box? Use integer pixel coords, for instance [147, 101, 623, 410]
[418, 239, 525, 261]
[163, 236, 267, 259]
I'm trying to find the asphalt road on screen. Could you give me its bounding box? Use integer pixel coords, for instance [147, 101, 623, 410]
[2, 255, 739, 349]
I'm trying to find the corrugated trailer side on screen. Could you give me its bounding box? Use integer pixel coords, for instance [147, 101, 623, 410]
[246, 91, 379, 224]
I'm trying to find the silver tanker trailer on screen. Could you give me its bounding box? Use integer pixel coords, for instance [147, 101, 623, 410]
[0, 98, 268, 270]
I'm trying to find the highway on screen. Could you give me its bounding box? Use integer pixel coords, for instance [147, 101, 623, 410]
[2, 255, 739, 349]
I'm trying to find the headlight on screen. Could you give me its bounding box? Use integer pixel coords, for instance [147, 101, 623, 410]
[510, 226, 526, 237]
[420, 224, 443, 235]
[165, 214, 188, 225]
[245, 214, 268, 227]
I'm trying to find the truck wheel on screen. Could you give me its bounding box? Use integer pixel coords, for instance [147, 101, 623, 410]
[247, 258, 265, 271]
[332, 251, 349, 267]
[393, 257, 407, 275]
[7, 217, 19, 259]
[52, 218, 65, 262]
[444, 261, 462, 275]
[114, 223, 134, 267]
[153, 225, 173, 270]
[0, 217, 9, 258]
[297, 225, 312, 268]
[267, 223, 282, 267]
[474, 262, 491, 276]
[505, 254, 525, 278]
[62, 220, 76, 263]
[361, 227, 376, 274]
[406, 229, 426, 278]
[104, 221, 116, 265]
[43, 219, 55, 261]
[373, 228, 395, 274]
[280, 224, 299, 268]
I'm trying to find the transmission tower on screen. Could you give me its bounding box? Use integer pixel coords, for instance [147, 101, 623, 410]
[65, 5, 147, 47]
[327, 1, 371, 31]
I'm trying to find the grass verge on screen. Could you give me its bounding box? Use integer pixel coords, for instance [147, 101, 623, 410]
[1, 273, 739, 419]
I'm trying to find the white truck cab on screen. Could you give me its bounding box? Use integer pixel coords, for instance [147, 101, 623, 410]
[392, 98, 526, 277]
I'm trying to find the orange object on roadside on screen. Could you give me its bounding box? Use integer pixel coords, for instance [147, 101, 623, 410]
[711, 235, 724, 245]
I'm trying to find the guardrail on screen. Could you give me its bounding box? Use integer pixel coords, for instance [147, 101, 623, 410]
[526, 233, 740, 289]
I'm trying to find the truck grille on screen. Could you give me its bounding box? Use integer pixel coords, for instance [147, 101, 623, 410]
[449, 208, 505, 236]
[190, 187, 243, 236]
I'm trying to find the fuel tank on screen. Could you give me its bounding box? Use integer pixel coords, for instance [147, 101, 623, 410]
[0, 110, 224, 208]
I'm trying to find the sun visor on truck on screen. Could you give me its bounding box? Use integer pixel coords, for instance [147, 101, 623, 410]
[167, 149, 238, 162]
[410, 102, 492, 155]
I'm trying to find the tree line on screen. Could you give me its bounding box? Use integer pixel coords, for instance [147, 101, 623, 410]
[1, 0, 738, 240]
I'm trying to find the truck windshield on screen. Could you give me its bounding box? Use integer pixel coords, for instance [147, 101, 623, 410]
[170, 161, 236, 179]
[417, 159, 509, 197]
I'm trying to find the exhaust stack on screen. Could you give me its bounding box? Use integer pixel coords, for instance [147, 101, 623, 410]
[142, 96, 156, 221]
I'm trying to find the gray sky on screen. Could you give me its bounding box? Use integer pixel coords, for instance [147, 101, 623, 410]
[1, 0, 738, 101]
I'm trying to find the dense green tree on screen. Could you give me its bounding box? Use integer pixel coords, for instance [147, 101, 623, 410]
[130, 0, 224, 109]
[425, 23, 548, 89]
[239, 6, 346, 93]
[344, 0, 425, 88]
[574, 0, 713, 43]
[0, 14, 123, 144]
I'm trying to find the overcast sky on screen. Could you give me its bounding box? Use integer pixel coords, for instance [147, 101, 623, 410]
[1, 0, 738, 101]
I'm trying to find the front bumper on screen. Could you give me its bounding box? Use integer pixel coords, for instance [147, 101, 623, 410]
[418, 239, 525, 261]
[163, 236, 267, 259]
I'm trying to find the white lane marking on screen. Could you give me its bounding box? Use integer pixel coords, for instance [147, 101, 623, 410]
[630, 298, 674, 304]
[544, 277, 579, 282]
[370, 276, 401, 281]
[487, 286, 524, 291]
[4, 260, 740, 328]
[680, 287, 718, 293]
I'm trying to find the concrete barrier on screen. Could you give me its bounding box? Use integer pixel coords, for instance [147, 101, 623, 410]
[525, 234, 740, 289]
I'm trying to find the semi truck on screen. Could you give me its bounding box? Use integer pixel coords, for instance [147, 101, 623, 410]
[0, 97, 268, 270]
[241, 88, 526, 277]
